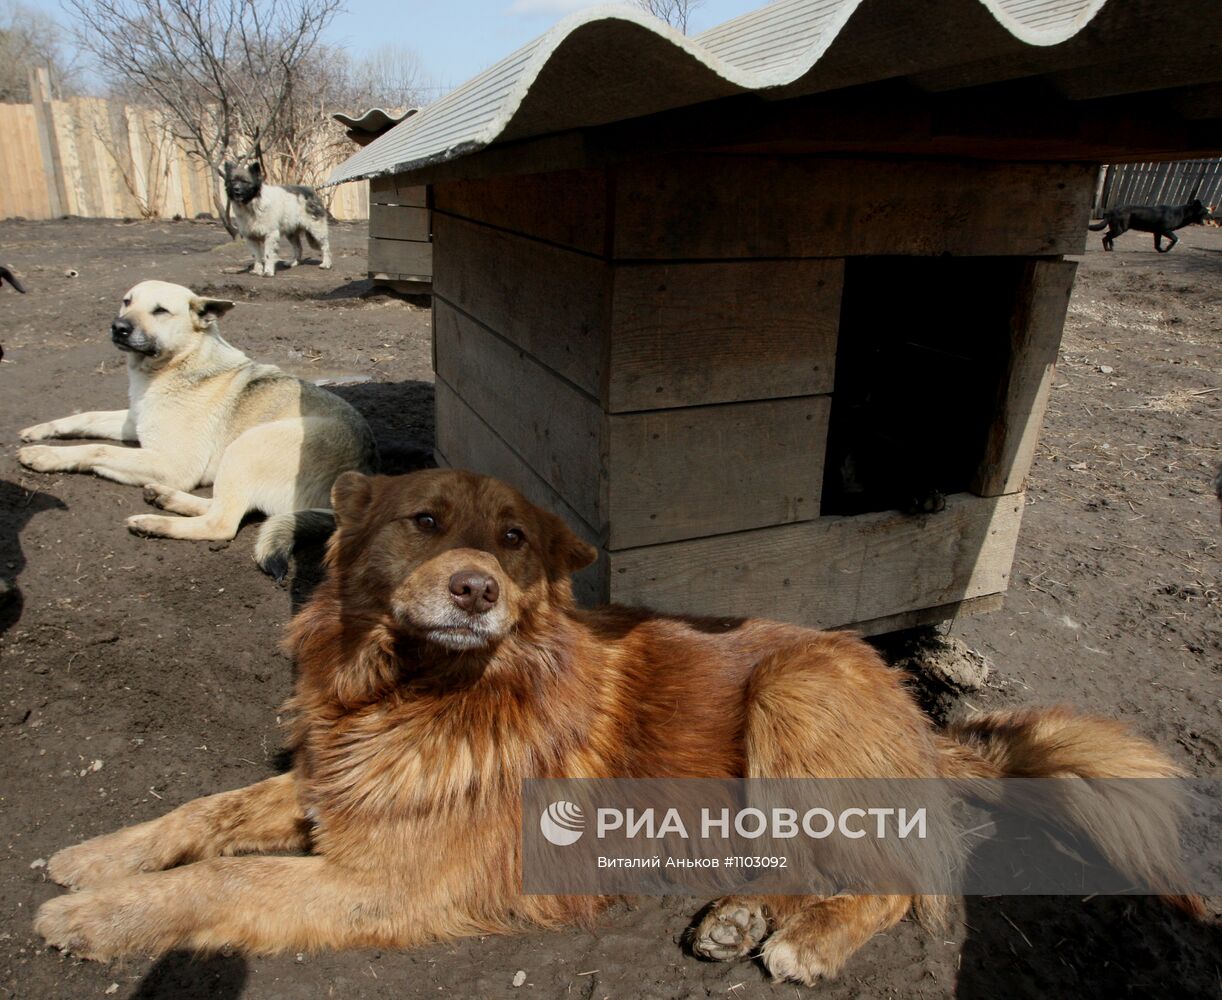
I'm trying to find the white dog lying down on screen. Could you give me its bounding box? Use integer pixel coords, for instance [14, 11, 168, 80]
[18, 280, 376, 579]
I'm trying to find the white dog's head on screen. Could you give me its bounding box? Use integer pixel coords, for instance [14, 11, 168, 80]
[110, 280, 234, 364]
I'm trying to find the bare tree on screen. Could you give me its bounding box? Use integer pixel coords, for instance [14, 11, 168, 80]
[347, 44, 432, 110]
[633, 0, 706, 34]
[64, 0, 344, 234]
[0, 1, 83, 101]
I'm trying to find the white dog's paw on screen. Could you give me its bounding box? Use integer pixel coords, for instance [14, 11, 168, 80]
[18, 445, 64, 472]
[19, 422, 55, 442]
[319, 260, 332, 270]
[287, 258, 300, 268]
[126, 514, 173, 537]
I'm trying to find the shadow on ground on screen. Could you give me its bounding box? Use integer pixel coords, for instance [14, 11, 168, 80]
[957, 895, 1220, 998]
[286, 378, 435, 613]
[131, 952, 247, 1000]
[0, 480, 67, 637]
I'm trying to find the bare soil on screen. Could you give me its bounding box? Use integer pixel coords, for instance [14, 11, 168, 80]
[0, 218, 1218, 1000]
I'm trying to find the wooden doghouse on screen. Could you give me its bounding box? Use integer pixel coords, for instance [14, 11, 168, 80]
[334, 108, 433, 293]
[329, 1, 1222, 634]
[367, 174, 431, 293]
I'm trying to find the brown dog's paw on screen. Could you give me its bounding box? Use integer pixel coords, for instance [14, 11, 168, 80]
[47, 827, 165, 889]
[35, 890, 123, 961]
[760, 932, 838, 985]
[691, 899, 769, 961]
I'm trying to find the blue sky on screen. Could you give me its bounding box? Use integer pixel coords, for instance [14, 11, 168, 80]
[44, 0, 767, 99]
[329, 1, 766, 96]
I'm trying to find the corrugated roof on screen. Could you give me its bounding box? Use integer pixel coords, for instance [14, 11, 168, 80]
[328, 0, 1210, 184]
[331, 107, 419, 135]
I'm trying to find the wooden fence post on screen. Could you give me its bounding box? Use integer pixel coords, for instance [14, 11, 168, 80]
[28, 66, 69, 218]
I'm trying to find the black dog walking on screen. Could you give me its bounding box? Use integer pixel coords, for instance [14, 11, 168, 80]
[1088, 198, 1210, 252]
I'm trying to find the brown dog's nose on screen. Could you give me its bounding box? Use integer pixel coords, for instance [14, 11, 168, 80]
[448, 571, 500, 614]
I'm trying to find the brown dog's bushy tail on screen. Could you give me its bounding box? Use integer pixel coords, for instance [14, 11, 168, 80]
[1087, 220, 1109, 230]
[254, 509, 336, 582]
[943, 708, 1205, 916]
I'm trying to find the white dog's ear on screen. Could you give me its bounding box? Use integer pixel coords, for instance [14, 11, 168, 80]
[332, 471, 373, 525]
[191, 297, 235, 322]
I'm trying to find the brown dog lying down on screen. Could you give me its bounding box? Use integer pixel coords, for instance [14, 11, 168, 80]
[35, 470, 1201, 983]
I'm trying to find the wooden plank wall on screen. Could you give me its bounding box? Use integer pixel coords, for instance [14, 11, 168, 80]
[368, 176, 432, 281]
[0, 103, 51, 220]
[0, 97, 368, 221]
[427, 154, 1096, 630]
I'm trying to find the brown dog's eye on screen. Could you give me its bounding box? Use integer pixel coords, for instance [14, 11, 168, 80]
[502, 528, 525, 548]
[413, 513, 438, 532]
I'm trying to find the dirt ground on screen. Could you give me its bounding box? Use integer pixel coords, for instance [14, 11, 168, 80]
[0, 218, 1218, 1000]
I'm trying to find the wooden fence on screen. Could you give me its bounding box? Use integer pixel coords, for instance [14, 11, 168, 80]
[1094, 158, 1222, 213]
[0, 71, 367, 223]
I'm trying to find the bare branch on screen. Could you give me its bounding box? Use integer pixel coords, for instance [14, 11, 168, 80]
[64, 0, 346, 231]
[0, 0, 85, 100]
[632, 0, 706, 34]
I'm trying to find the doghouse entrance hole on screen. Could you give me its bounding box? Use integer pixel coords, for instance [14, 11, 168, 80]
[821, 257, 1021, 516]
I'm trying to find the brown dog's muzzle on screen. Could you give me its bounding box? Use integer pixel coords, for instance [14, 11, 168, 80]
[392, 549, 521, 651]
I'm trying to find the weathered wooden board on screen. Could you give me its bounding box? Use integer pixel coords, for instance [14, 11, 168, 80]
[435, 298, 831, 547]
[432, 169, 608, 255]
[845, 594, 1005, 638]
[369, 203, 430, 241]
[28, 68, 67, 218]
[607, 395, 829, 549]
[434, 378, 608, 605]
[608, 259, 842, 412]
[432, 215, 843, 411]
[369, 175, 428, 206]
[0, 102, 51, 220]
[972, 258, 1077, 497]
[606, 492, 1025, 628]
[613, 156, 1097, 259]
[433, 300, 607, 530]
[432, 213, 612, 396]
[368, 237, 433, 278]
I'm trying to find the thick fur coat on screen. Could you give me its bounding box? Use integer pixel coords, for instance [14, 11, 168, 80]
[225, 161, 332, 276]
[34, 471, 1202, 984]
[18, 281, 376, 576]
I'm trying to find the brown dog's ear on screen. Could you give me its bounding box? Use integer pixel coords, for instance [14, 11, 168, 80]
[331, 471, 373, 526]
[540, 510, 597, 576]
[190, 296, 235, 322]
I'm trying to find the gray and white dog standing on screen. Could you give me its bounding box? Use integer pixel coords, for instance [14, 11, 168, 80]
[224, 160, 332, 277]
